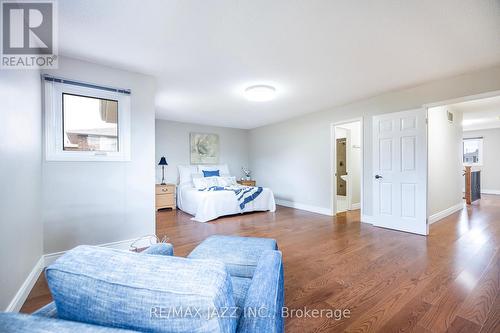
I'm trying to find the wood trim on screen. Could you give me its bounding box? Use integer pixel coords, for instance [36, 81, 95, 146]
[464, 166, 472, 204]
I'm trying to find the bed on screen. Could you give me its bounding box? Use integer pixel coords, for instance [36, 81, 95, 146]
[177, 165, 276, 222]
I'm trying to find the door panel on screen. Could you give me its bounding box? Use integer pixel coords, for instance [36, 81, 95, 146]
[379, 139, 393, 171]
[401, 136, 416, 171]
[401, 116, 416, 130]
[373, 108, 428, 235]
[379, 183, 392, 214]
[379, 119, 393, 133]
[401, 183, 416, 218]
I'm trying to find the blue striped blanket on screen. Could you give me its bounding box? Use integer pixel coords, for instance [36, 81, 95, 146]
[199, 186, 263, 210]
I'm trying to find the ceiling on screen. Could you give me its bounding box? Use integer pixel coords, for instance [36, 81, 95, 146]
[58, 0, 500, 129]
[451, 95, 500, 131]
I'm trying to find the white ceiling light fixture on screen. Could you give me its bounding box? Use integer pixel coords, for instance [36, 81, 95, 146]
[244, 85, 276, 102]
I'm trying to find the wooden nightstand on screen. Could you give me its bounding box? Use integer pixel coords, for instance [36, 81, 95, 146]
[156, 184, 176, 211]
[237, 180, 256, 187]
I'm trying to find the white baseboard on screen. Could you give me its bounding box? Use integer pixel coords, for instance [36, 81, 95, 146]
[462, 188, 500, 195]
[43, 237, 156, 267]
[361, 214, 374, 224]
[481, 189, 500, 195]
[6, 236, 158, 312]
[276, 199, 333, 216]
[428, 202, 465, 225]
[350, 202, 361, 210]
[5, 257, 44, 312]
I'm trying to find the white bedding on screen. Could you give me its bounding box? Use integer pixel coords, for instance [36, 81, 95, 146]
[177, 183, 276, 222]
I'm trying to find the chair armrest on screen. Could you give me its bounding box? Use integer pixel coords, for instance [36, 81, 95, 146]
[32, 301, 58, 318]
[237, 250, 284, 333]
[141, 243, 174, 256]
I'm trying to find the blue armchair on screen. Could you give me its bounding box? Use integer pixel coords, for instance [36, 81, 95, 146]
[0, 236, 284, 333]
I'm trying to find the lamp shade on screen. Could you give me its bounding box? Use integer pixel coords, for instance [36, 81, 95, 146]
[158, 156, 168, 166]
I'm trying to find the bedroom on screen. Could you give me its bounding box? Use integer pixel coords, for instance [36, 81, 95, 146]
[1, 1, 500, 333]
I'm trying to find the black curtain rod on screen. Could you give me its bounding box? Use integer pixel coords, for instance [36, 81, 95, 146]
[42, 75, 131, 95]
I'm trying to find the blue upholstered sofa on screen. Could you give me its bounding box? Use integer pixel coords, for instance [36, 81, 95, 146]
[0, 235, 284, 333]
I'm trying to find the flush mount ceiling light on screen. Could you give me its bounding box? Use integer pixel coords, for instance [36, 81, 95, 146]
[244, 85, 276, 102]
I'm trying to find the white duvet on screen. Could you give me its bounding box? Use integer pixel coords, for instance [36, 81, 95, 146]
[177, 183, 276, 222]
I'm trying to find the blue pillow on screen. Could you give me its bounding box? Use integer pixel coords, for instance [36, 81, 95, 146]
[203, 170, 220, 177]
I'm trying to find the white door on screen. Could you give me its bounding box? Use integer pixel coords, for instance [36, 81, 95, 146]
[372, 108, 428, 235]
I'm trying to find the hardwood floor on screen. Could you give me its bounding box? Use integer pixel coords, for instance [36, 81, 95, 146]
[21, 196, 500, 332]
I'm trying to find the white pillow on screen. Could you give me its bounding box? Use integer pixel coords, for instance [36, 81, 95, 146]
[193, 177, 219, 190]
[191, 172, 203, 180]
[197, 164, 230, 175]
[178, 165, 198, 184]
[217, 176, 237, 187]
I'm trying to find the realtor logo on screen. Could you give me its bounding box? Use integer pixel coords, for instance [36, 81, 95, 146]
[1, 0, 57, 68]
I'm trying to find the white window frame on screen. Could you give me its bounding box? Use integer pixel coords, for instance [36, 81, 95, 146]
[462, 137, 483, 167]
[44, 78, 131, 161]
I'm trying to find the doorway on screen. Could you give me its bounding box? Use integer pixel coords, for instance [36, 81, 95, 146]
[369, 91, 500, 236]
[427, 94, 500, 224]
[332, 120, 362, 215]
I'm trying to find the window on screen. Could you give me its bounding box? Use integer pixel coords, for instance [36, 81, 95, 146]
[463, 138, 483, 166]
[44, 77, 130, 161]
[63, 94, 119, 152]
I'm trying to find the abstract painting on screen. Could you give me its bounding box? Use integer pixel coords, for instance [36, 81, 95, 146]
[190, 132, 219, 164]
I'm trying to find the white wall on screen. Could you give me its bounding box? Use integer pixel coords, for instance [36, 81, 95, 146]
[464, 128, 500, 192]
[155, 119, 249, 183]
[0, 71, 43, 310]
[428, 107, 463, 216]
[249, 64, 500, 217]
[41, 57, 157, 254]
[335, 122, 361, 205]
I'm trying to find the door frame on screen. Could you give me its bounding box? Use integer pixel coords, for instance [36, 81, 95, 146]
[422, 90, 500, 109]
[330, 117, 364, 216]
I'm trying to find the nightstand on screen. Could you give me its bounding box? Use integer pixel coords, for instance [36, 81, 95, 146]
[237, 180, 256, 187]
[156, 184, 176, 210]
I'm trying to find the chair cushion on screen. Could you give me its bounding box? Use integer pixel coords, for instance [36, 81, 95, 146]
[230, 276, 252, 317]
[188, 235, 278, 278]
[0, 313, 137, 333]
[46, 245, 236, 333]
